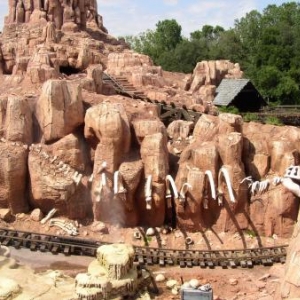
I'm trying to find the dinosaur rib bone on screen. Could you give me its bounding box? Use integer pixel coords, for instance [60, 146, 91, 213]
[72, 171, 83, 186]
[145, 175, 152, 210]
[204, 170, 217, 200]
[165, 175, 179, 199]
[218, 167, 235, 203]
[40, 208, 57, 224]
[113, 171, 127, 195]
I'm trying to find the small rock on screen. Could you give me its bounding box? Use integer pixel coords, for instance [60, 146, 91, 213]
[30, 208, 44, 222]
[171, 287, 179, 295]
[189, 279, 200, 289]
[174, 231, 183, 238]
[146, 227, 155, 236]
[181, 282, 191, 289]
[0, 209, 11, 222]
[229, 278, 238, 285]
[161, 238, 167, 246]
[90, 221, 108, 234]
[155, 274, 165, 282]
[255, 280, 266, 289]
[258, 273, 271, 281]
[166, 279, 178, 289]
[16, 213, 25, 220]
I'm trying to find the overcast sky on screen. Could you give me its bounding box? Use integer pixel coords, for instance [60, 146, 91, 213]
[0, 0, 292, 37]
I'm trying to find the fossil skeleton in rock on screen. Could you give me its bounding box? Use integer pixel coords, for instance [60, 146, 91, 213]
[145, 175, 152, 210]
[49, 219, 78, 236]
[241, 176, 271, 195]
[217, 167, 235, 204]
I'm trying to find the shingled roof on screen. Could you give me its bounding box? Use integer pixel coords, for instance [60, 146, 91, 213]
[213, 79, 251, 106]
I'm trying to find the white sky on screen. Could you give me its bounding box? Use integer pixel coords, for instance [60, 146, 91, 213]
[0, 0, 292, 37]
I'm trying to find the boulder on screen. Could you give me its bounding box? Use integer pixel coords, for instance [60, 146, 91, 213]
[0, 142, 29, 214]
[36, 79, 84, 142]
[3, 95, 33, 144]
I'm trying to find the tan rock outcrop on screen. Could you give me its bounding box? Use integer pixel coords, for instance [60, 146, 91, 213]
[28, 149, 84, 217]
[25, 45, 60, 83]
[0, 95, 33, 144]
[189, 60, 243, 93]
[0, 142, 29, 214]
[36, 79, 84, 142]
[280, 210, 300, 299]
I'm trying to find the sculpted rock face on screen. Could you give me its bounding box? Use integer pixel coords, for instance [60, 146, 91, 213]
[0, 142, 28, 214]
[138, 132, 169, 226]
[0, 95, 33, 144]
[28, 148, 83, 217]
[280, 210, 300, 299]
[36, 79, 84, 142]
[189, 60, 243, 93]
[85, 102, 131, 223]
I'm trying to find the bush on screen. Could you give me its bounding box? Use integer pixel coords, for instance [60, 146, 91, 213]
[218, 106, 239, 114]
[264, 116, 283, 126]
[243, 113, 259, 122]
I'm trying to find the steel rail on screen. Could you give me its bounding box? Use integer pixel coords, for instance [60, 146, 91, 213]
[0, 228, 288, 269]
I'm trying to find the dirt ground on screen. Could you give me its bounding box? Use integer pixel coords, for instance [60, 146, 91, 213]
[1, 216, 289, 300]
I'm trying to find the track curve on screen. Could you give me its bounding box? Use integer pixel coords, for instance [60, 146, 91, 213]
[0, 228, 287, 269]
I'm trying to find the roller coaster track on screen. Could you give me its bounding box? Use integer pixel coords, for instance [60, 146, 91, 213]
[102, 72, 202, 125]
[0, 228, 287, 269]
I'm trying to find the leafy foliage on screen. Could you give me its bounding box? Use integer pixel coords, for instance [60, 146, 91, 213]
[124, 2, 300, 105]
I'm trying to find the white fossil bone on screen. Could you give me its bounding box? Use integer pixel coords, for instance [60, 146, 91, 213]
[218, 167, 235, 203]
[0, 138, 6, 143]
[179, 183, 192, 204]
[240, 176, 253, 188]
[273, 176, 282, 186]
[165, 175, 179, 199]
[282, 177, 300, 197]
[217, 193, 223, 206]
[40, 208, 57, 224]
[50, 156, 57, 164]
[97, 161, 107, 174]
[88, 174, 94, 183]
[250, 181, 260, 195]
[72, 171, 83, 186]
[49, 219, 78, 236]
[204, 170, 217, 200]
[57, 161, 64, 167]
[41, 151, 49, 159]
[145, 175, 152, 210]
[113, 171, 126, 194]
[23, 144, 28, 150]
[64, 166, 71, 175]
[258, 179, 270, 193]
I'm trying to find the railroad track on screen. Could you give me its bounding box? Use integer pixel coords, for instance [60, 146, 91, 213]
[103, 72, 202, 125]
[0, 228, 287, 269]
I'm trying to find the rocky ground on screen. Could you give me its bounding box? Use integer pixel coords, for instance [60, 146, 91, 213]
[0, 215, 289, 300]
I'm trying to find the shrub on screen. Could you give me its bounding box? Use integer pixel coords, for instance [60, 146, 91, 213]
[264, 116, 283, 126]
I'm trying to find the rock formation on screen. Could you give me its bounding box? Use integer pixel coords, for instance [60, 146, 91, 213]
[0, 3, 299, 296]
[75, 244, 151, 299]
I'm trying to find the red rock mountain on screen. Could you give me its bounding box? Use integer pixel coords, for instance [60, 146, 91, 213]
[0, 2, 299, 298]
